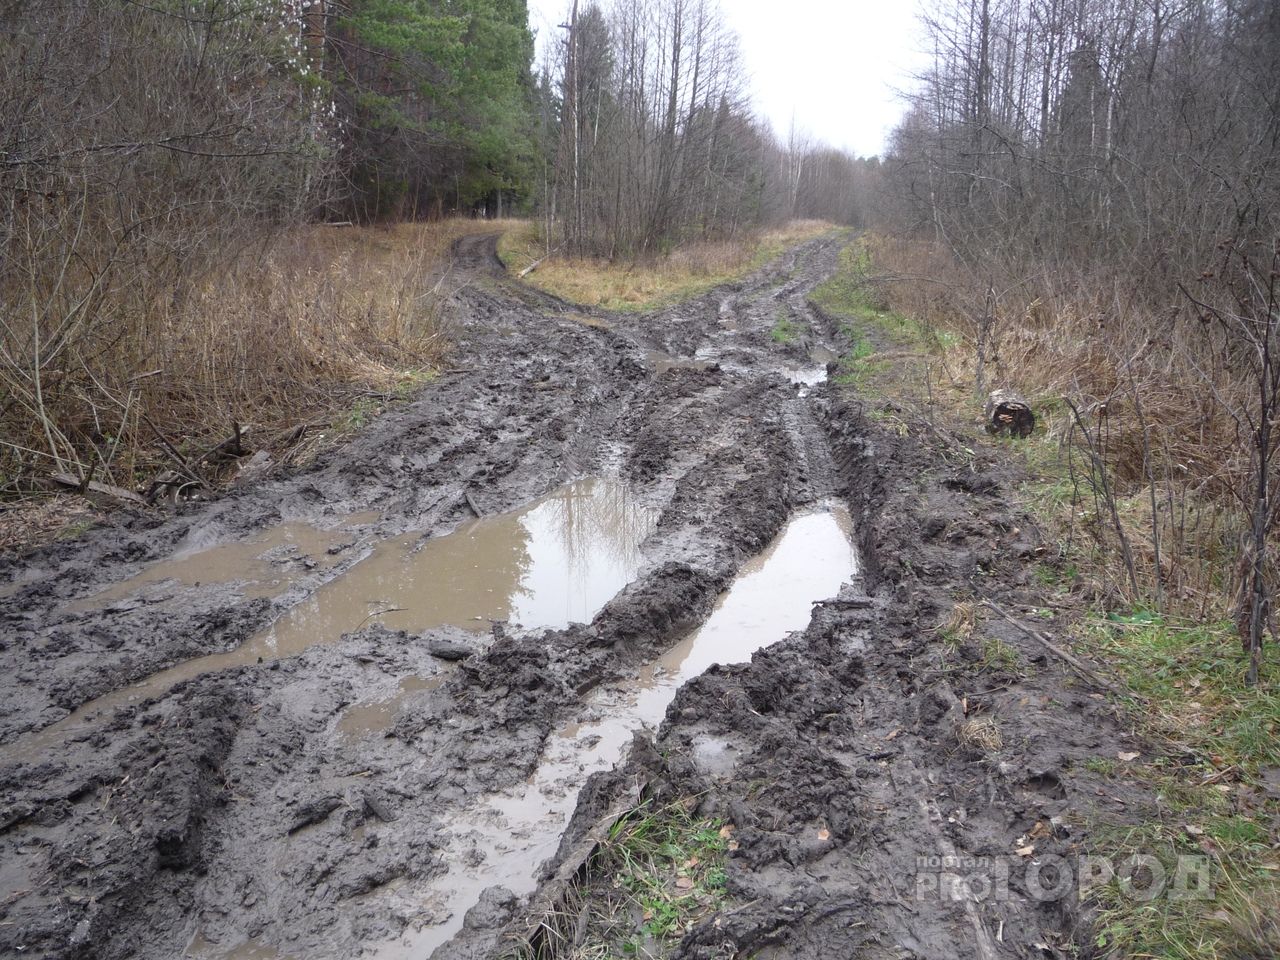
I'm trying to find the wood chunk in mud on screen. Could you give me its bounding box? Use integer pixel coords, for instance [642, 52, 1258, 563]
[984, 389, 1036, 438]
[426, 637, 478, 661]
[820, 597, 874, 610]
[362, 792, 398, 823]
[0, 802, 36, 835]
[287, 795, 345, 834]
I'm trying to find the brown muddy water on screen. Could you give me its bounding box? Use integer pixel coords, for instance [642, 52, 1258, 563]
[260, 476, 655, 647]
[1, 479, 656, 767]
[368, 505, 859, 959]
[63, 517, 376, 614]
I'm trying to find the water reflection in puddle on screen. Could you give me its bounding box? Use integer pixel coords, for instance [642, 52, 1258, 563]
[262, 477, 656, 653]
[2, 479, 656, 766]
[645, 351, 715, 375]
[784, 346, 837, 391]
[371, 506, 859, 959]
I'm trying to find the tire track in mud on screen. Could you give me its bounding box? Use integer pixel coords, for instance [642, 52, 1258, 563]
[503, 415, 1157, 958]
[0, 234, 866, 959]
[0, 234, 1155, 960]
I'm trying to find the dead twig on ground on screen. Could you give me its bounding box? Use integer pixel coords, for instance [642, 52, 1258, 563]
[980, 599, 1140, 702]
[140, 412, 207, 489]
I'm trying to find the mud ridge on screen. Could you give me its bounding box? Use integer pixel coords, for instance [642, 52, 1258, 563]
[0, 233, 1152, 960]
[503, 394, 1152, 960]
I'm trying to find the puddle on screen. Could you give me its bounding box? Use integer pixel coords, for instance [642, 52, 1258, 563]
[260, 477, 655, 651]
[718, 298, 739, 331]
[1, 479, 656, 767]
[645, 350, 714, 375]
[370, 505, 858, 958]
[334, 675, 443, 743]
[688, 734, 738, 777]
[184, 935, 295, 959]
[64, 519, 373, 614]
[784, 347, 837, 391]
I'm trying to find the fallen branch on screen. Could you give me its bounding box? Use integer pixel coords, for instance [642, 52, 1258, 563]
[191, 422, 246, 470]
[140, 412, 207, 489]
[980, 599, 1140, 702]
[518, 242, 565, 279]
[282, 421, 329, 446]
[52, 473, 145, 505]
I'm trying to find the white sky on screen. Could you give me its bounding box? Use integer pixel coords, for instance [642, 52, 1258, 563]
[525, 0, 927, 158]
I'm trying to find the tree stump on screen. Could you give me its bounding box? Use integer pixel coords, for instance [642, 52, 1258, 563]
[984, 390, 1035, 438]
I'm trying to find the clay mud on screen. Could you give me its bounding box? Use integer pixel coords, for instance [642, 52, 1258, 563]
[0, 479, 654, 769]
[0, 233, 1155, 960]
[369, 504, 858, 958]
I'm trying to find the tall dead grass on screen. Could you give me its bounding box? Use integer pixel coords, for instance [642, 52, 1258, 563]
[0, 219, 501, 493]
[862, 232, 1259, 617]
[500, 220, 834, 310]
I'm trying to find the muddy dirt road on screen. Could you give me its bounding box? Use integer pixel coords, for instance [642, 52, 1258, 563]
[0, 234, 1149, 959]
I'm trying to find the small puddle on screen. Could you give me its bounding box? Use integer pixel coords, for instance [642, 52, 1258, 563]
[719, 298, 739, 331]
[64, 519, 373, 614]
[1, 479, 656, 766]
[370, 506, 859, 958]
[334, 675, 442, 743]
[184, 935, 295, 960]
[645, 350, 714, 375]
[784, 346, 837, 392]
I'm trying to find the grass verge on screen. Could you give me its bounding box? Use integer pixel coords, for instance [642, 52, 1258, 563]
[820, 232, 1280, 959]
[508, 798, 732, 960]
[1075, 611, 1280, 957]
[497, 221, 835, 311]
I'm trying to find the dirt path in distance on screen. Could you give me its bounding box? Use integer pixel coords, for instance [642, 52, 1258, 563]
[0, 234, 1152, 960]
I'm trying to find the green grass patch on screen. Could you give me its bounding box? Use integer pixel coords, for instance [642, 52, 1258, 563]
[1071, 613, 1280, 958]
[1080, 614, 1280, 770]
[1086, 841, 1280, 960]
[771, 317, 801, 342]
[813, 238, 959, 358]
[833, 357, 892, 387]
[589, 799, 731, 956]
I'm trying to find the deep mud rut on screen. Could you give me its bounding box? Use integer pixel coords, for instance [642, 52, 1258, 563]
[0, 233, 1154, 959]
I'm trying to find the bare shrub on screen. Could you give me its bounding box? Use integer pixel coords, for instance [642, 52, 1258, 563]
[864, 234, 1254, 620]
[0, 219, 500, 492]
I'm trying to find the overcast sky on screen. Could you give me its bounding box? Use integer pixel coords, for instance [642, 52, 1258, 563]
[525, 0, 927, 158]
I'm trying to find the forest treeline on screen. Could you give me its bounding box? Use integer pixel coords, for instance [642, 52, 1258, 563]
[887, 0, 1279, 290]
[879, 0, 1280, 677]
[536, 0, 876, 256]
[0, 0, 873, 493]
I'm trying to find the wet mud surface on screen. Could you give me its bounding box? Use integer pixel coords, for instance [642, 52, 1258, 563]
[0, 233, 1153, 959]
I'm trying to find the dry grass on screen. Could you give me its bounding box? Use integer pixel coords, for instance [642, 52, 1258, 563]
[0, 495, 101, 557]
[858, 232, 1258, 620]
[0, 218, 501, 495]
[498, 221, 835, 311]
[956, 716, 1003, 752]
[839, 232, 1280, 959]
[936, 600, 978, 643]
